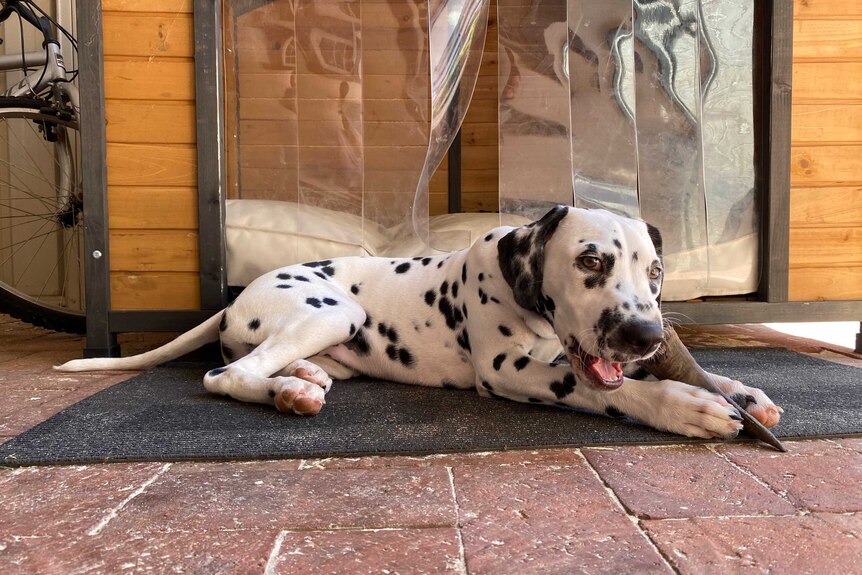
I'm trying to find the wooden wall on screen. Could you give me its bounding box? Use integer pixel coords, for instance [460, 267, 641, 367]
[102, 0, 861, 310]
[102, 0, 199, 309]
[789, 0, 862, 300]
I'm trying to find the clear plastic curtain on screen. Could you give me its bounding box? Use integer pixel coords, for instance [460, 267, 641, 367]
[412, 0, 490, 250]
[498, 0, 759, 300]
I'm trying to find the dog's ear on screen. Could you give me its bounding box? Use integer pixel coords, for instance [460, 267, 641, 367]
[645, 222, 663, 258]
[645, 222, 664, 306]
[497, 205, 569, 311]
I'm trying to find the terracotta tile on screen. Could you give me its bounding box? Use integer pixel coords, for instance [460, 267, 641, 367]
[104, 462, 456, 533]
[0, 389, 72, 436]
[0, 370, 121, 391]
[643, 513, 862, 574]
[0, 463, 170, 539]
[582, 445, 796, 519]
[270, 528, 462, 574]
[835, 437, 862, 453]
[0, 528, 277, 575]
[454, 459, 671, 574]
[718, 440, 862, 512]
[300, 447, 585, 470]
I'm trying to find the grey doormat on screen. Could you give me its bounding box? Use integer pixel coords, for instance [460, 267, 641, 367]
[1, 348, 860, 466]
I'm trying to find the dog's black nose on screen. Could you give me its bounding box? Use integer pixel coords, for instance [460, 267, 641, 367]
[612, 320, 664, 356]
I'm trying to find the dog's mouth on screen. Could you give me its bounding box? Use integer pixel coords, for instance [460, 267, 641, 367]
[567, 341, 624, 390]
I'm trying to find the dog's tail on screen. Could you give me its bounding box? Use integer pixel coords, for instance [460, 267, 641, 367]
[55, 311, 223, 372]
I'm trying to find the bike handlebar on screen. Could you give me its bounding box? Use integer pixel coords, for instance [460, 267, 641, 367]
[0, 1, 55, 44]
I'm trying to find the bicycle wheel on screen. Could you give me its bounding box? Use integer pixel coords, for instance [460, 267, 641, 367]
[0, 96, 85, 333]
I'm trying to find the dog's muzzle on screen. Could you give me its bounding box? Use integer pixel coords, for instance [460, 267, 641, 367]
[567, 320, 664, 390]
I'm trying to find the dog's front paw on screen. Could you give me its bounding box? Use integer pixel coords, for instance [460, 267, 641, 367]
[710, 374, 783, 429]
[653, 380, 745, 440]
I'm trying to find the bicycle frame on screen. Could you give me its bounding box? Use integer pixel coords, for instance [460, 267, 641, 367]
[0, 0, 78, 107]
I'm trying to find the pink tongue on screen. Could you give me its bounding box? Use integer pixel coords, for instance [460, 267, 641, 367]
[592, 358, 622, 381]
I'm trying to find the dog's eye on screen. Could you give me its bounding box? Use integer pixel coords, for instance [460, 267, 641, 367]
[649, 265, 663, 280]
[579, 256, 602, 272]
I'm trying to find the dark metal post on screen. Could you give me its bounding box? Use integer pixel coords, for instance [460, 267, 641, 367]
[79, 0, 118, 357]
[194, 0, 228, 310]
[759, 0, 793, 303]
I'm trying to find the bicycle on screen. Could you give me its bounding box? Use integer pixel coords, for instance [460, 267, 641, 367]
[0, 0, 83, 333]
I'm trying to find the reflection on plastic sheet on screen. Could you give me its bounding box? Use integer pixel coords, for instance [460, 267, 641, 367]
[497, 0, 572, 222]
[568, 0, 639, 219]
[225, 0, 759, 299]
[413, 0, 489, 249]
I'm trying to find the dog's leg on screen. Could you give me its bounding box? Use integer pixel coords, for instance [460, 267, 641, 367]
[476, 351, 743, 439]
[204, 305, 365, 415]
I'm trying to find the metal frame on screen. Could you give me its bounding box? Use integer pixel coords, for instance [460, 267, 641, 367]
[77, 0, 861, 356]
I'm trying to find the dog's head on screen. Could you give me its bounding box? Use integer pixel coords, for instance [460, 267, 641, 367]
[498, 205, 665, 390]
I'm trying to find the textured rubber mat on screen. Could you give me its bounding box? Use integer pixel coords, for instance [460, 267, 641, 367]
[1, 348, 860, 466]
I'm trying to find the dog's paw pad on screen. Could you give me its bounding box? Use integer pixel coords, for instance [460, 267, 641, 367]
[275, 388, 323, 415]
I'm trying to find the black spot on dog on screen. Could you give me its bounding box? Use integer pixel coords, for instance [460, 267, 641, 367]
[461, 264, 467, 284]
[622, 302, 631, 310]
[550, 372, 576, 399]
[478, 288, 488, 305]
[484, 233, 494, 242]
[303, 260, 332, 268]
[395, 262, 411, 274]
[605, 406, 627, 419]
[424, 290, 437, 306]
[314, 271, 327, 280]
[440, 281, 449, 296]
[294, 275, 310, 282]
[219, 312, 228, 332]
[398, 348, 415, 367]
[386, 344, 398, 360]
[442, 380, 461, 390]
[351, 284, 360, 295]
[422, 257, 432, 266]
[584, 276, 602, 290]
[615, 282, 622, 291]
[322, 266, 335, 277]
[349, 323, 356, 336]
[493, 353, 507, 371]
[323, 298, 338, 306]
[277, 273, 292, 280]
[378, 323, 388, 336]
[650, 282, 659, 295]
[306, 298, 323, 309]
[386, 326, 399, 343]
[482, 381, 494, 391]
[350, 329, 371, 355]
[247, 318, 260, 331]
[498, 325, 512, 337]
[363, 315, 373, 328]
[437, 261, 444, 269]
[268, 389, 276, 398]
[207, 367, 227, 377]
[276, 284, 292, 289]
[462, 304, 469, 319]
[613, 238, 622, 250]
[490, 297, 501, 304]
[603, 253, 616, 275]
[513, 356, 530, 371]
[438, 298, 462, 329]
[478, 273, 485, 282]
[632, 251, 639, 262]
[457, 329, 471, 352]
[221, 344, 234, 361]
[597, 307, 624, 336]
[452, 281, 459, 298]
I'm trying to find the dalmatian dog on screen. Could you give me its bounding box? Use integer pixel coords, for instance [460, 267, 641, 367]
[57, 206, 782, 439]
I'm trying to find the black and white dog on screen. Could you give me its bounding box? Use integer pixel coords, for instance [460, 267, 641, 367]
[58, 206, 782, 439]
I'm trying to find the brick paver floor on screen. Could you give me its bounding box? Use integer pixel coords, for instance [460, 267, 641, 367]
[0, 313, 860, 574]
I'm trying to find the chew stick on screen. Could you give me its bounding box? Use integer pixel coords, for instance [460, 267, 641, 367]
[639, 328, 786, 452]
